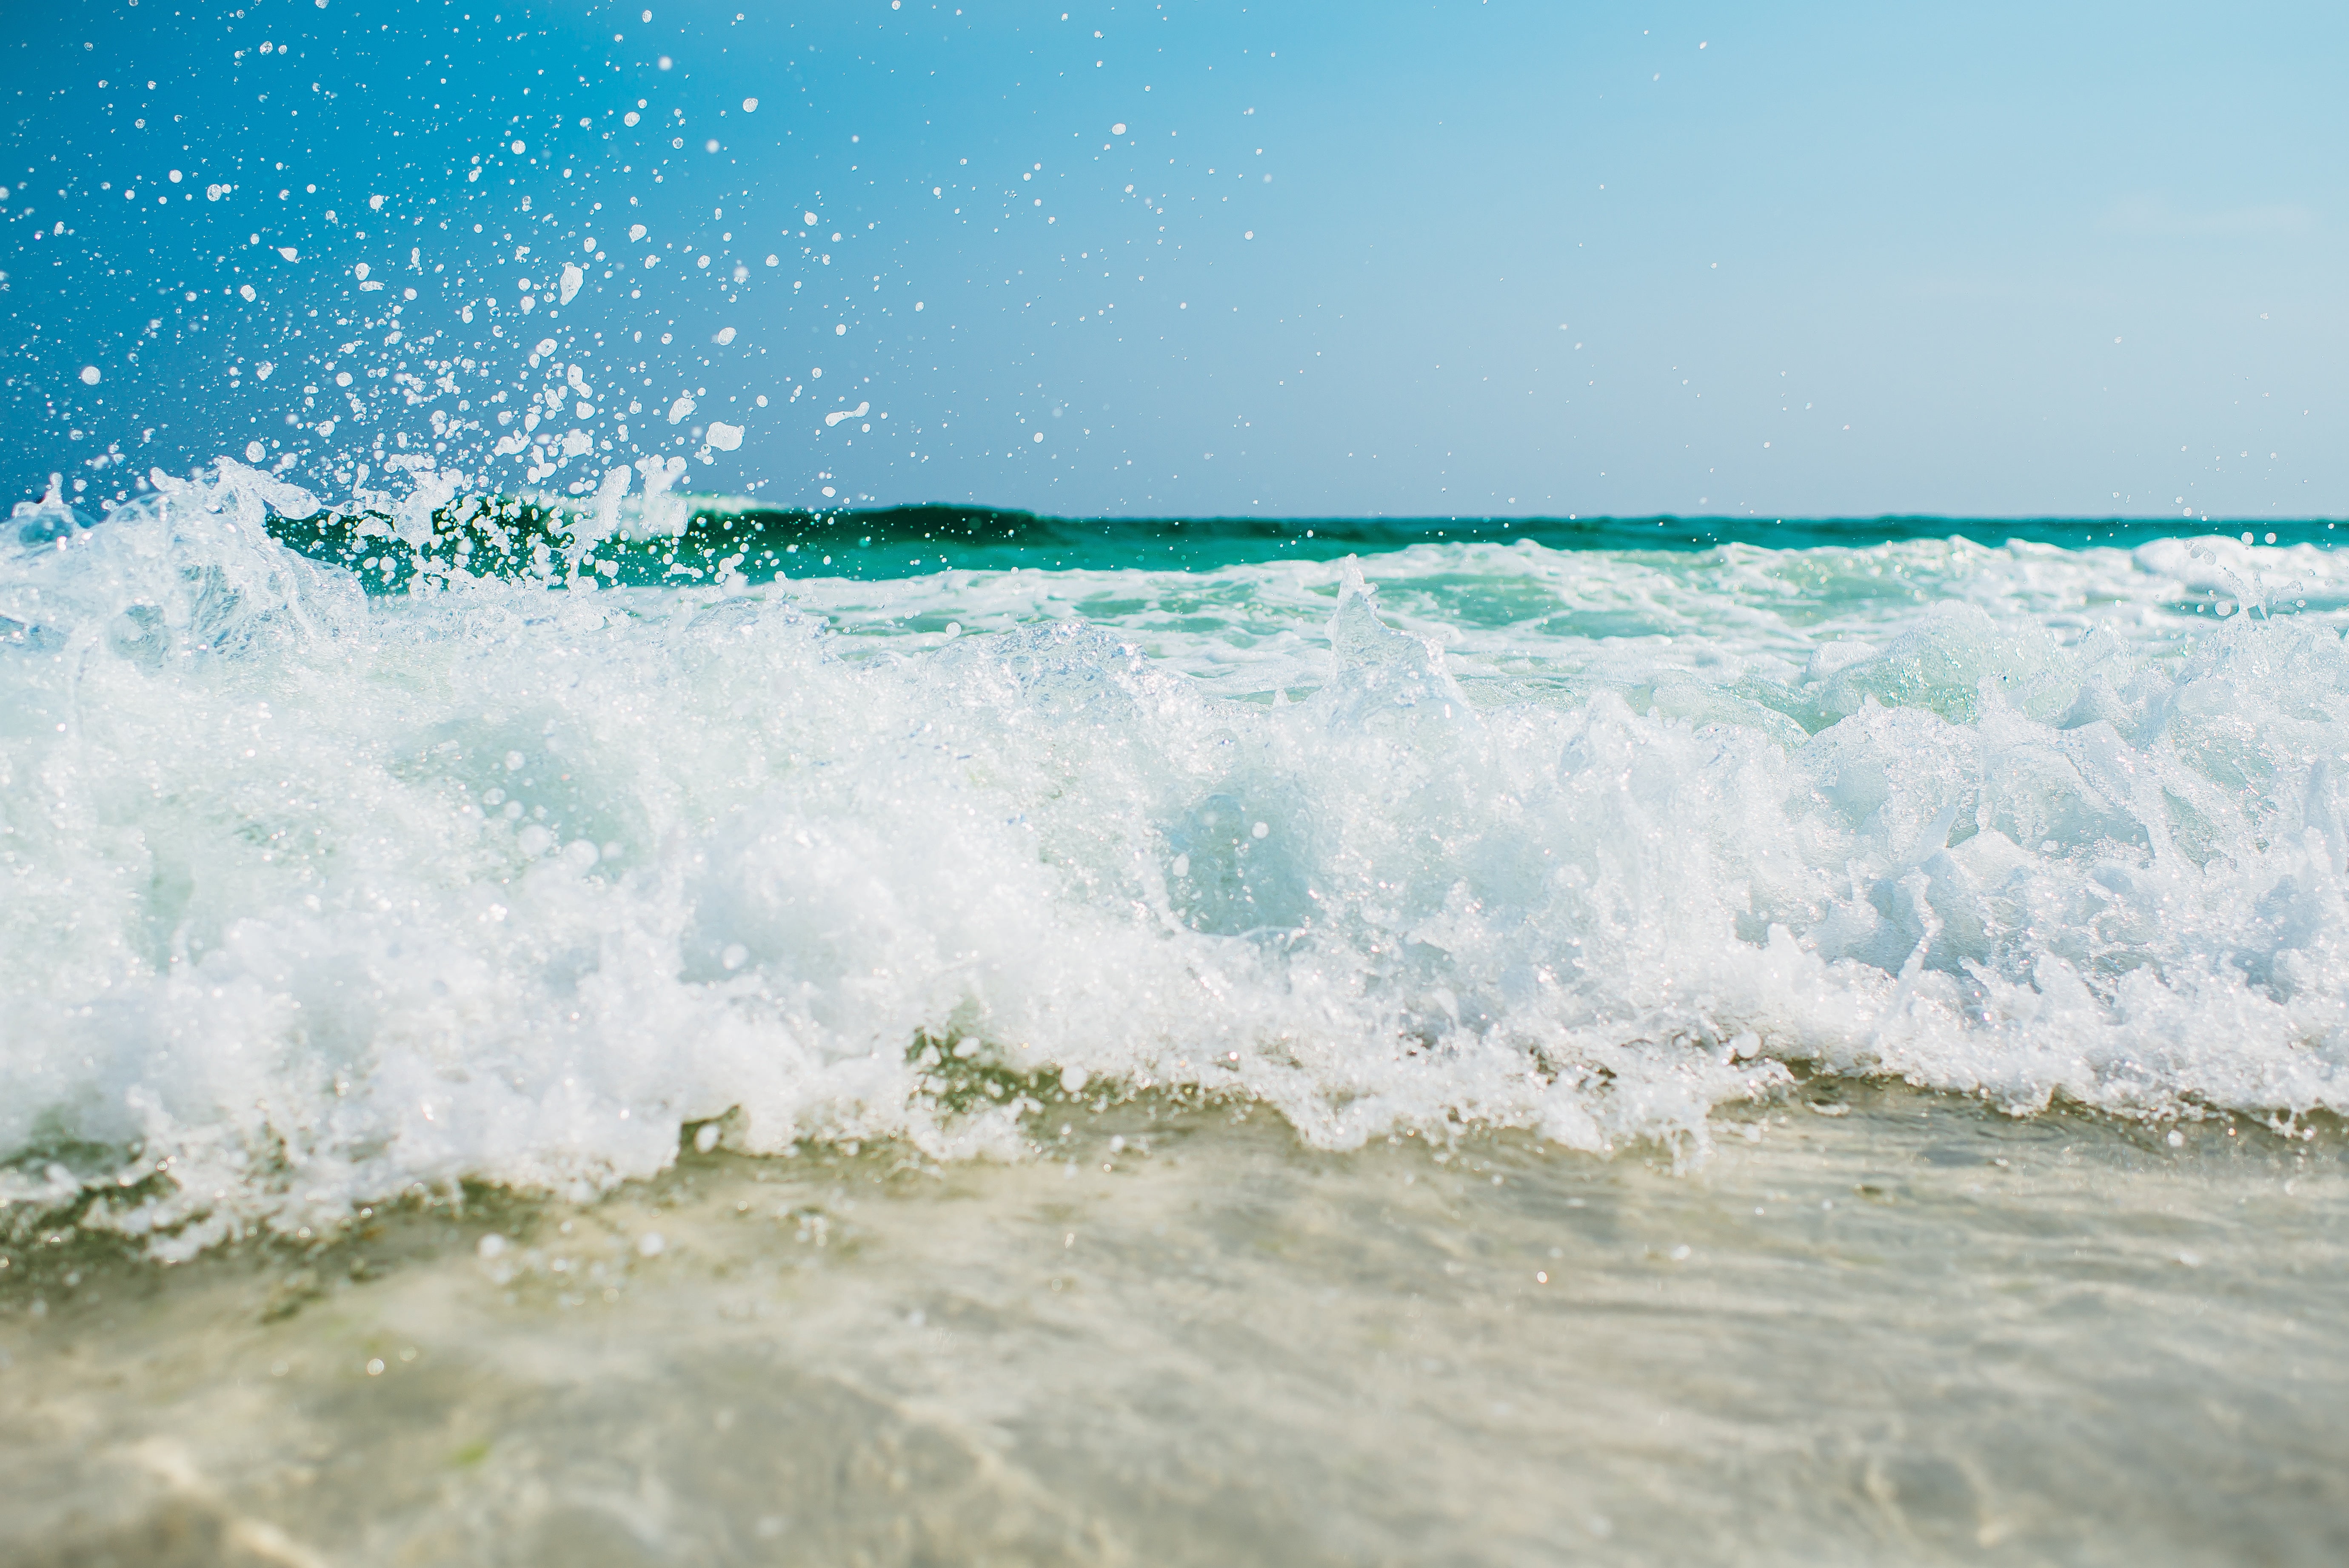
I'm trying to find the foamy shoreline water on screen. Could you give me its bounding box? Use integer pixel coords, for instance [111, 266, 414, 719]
[8, 468, 2349, 1260]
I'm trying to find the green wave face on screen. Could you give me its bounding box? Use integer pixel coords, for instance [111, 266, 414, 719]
[266, 500, 2349, 592]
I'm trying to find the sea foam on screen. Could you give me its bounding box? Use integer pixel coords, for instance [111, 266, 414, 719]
[6, 468, 2349, 1254]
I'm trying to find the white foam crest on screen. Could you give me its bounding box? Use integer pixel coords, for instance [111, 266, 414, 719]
[4, 460, 358, 663]
[11, 513, 2349, 1254]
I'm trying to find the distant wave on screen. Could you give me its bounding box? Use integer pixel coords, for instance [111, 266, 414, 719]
[246, 481, 2349, 588]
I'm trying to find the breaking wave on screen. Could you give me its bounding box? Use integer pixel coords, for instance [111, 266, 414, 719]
[7, 464, 2349, 1254]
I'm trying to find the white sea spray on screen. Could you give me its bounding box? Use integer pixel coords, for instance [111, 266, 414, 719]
[6, 473, 2349, 1255]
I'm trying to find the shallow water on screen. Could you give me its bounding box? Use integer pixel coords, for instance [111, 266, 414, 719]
[4, 1086, 2344, 1566]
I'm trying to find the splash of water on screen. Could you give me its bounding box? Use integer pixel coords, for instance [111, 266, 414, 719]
[6, 466, 2348, 1256]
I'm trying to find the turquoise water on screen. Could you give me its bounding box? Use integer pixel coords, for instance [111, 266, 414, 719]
[251, 492, 2347, 588]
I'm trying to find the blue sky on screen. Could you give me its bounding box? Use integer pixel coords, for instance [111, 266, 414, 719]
[6, 0, 2343, 519]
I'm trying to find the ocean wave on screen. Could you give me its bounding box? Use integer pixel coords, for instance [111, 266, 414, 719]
[6, 466, 2349, 1255]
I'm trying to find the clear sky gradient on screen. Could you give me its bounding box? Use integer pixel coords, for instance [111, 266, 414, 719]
[6, 0, 2343, 519]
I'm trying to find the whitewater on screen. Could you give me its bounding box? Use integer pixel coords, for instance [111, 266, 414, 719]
[7, 462, 2348, 1258]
